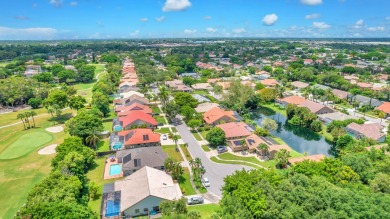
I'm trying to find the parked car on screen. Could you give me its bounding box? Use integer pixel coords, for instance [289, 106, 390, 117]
[217, 146, 228, 154]
[187, 196, 204, 205]
[162, 134, 167, 140]
[202, 177, 210, 187]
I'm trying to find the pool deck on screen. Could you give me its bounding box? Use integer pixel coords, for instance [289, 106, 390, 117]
[103, 158, 124, 180]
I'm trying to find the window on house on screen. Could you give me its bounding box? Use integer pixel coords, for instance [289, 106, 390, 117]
[135, 209, 139, 214]
[144, 208, 148, 212]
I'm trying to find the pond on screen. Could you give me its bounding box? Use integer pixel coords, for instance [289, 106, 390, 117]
[253, 107, 332, 156]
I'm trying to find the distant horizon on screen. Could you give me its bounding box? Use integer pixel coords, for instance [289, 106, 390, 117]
[1, 0, 390, 40]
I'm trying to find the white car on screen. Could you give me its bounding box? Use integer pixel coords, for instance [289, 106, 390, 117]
[202, 177, 210, 187]
[162, 134, 167, 140]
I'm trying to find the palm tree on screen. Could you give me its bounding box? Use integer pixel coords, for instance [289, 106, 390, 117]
[164, 157, 175, 172]
[171, 161, 184, 181]
[23, 112, 31, 129]
[47, 106, 55, 118]
[275, 149, 291, 169]
[194, 157, 203, 180]
[17, 113, 26, 130]
[257, 143, 270, 158]
[378, 111, 386, 125]
[158, 86, 170, 111]
[86, 129, 101, 149]
[29, 111, 37, 128]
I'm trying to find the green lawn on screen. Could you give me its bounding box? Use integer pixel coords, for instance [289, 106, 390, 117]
[201, 145, 211, 152]
[188, 204, 220, 218]
[192, 90, 209, 95]
[0, 107, 48, 127]
[155, 127, 172, 134]
[155, 116, 167, 125]
[261, 103, 287, 116]
[180, 144, 192, 160]
[193, 179, 208, 194]
[97, 139, 110, 152]
[210, 156, 261, 169]
[192, 131, 203, 141]
[0, 131, 53, 160]
[199, 131, 209, 139]
[103, 120, 112, 131]
[0, 109, 73, 219]
[262, 150, 303, 168]
[178, 168, 196, 196]
[218, 153, 263, 166]
[87, 156, 117, 215]
[162, 145, 183, 161]
[152, 106, 161, 114]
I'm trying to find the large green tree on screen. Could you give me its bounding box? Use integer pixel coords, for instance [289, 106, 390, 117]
[206, 127, 226, 147]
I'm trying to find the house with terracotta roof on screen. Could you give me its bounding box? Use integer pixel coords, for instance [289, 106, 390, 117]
[278, 95, 306, 106]
[332, 89, 349, 100]
[216, 81, 231, 89]
[101, 166, 182, 219]
[203, 107, 237, 125]
[377, 102, 390, 116]
[110, 128, 161, 150]
[114, 111, 157, 131]
[356, 82, 373, 89]
[245, 134, 268, 153]
[298, 100, 334, 115]
[291, 81, 309, 90]
[260, 79, 279, 87]
[115, 103, 153, 116]
[217, 122, 253, 140]
[268, 144, 292, 159]
[195, 102, 220, 113]
[345, 123, 386, 143]
[114, 94, 150, 106]
[192, 83, 213, 90]
[288, 154, 325, 165]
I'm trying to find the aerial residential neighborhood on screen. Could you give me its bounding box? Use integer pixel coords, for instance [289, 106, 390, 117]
[1, 0, 390, 219]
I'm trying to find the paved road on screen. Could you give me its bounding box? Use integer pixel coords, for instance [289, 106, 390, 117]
[174, 116, 251, 198]
[346, 108, 388, 127]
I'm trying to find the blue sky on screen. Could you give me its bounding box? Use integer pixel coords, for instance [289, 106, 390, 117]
[0, 0, 390, 40]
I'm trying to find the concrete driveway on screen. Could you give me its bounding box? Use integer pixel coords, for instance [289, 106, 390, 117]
[175, 116, 251, 198]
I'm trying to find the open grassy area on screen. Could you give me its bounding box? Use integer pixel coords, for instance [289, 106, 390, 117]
[218, 153, 263, 166]
[155, 116, 167, 125]
[201, 145, 211, 152]
[192, 131, 203, 141]
[178, 168, 196, 196]
[199, 130, 209, 139]
[152, 106, 161, 114]
[210, 156, 261, 169]
[162, 145, 183, 162]
[0, 109, 74, 219]
[261, 103, 287, 116]
[87, 156, 117, 215]
[192, 90, 209, 96]
[0, 107, 48, 127]
[97, 139, 110, 152]
[155, 127, 175, 134]
[180, 144, 192, 160]
[188, 204, 220, 218]
[103, 120, 112, 131]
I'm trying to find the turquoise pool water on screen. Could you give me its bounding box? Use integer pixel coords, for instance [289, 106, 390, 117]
[112, 142, 123, 150]
[109, 164, 121, 175]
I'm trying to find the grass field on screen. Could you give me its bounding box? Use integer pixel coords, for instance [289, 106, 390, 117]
[218, 153, 263, 166]
[155, 127, 172, 134]
[0, 109, 74, 219]
[199, 130, 209, 139]
[261, 103, 287, 116]
[155, 116, 167, 125]
[188, 204, 220, 218]
[192, 131, 203, 141]
[0, 107, 48, 127]
[162, 145, 183, 161]
[210, 156, 261, 169]
[178, 168, 196, 196]
[97, 139, 110, 152]
[180, 144, 192, 160]
[0, 131, 53, 160]
[201, 145, 210, 152]
[152, 106, 161, 114]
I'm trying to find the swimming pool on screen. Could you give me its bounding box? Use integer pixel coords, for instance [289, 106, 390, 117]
[109, 164, 121, 175]
[112, 142, 123, 150]
[105, 199, 120, 217]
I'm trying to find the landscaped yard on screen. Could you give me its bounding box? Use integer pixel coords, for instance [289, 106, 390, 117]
[162, 145, 183, 161]
[199, 130, 209, 139]
[178, 168, 196, 196]
[97, 139, 110, 152]
[218, 153, 263, 166]
[152, 106, 161, 114]
[180, 144, 192, 160]
[155, 116, 167, 125]
[0, 107, 48, 127]
[188, 204, 220, 218]
[155, 127, 177, 134]
[210, 156, 261, 169]
[201, 145, 211, 152]
[192, 131, 203, 141]
[261, 103, 286, 116]
[193, 90, 209, 96]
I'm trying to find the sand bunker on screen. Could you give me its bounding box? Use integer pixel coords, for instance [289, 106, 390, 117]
[45, 126, 63, 133]
[38, 144, 58, 155]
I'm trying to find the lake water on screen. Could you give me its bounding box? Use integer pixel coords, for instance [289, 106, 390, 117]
[253, 107, 332, 156]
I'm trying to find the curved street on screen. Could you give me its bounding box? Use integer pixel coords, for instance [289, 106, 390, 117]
[174, 115, 252, 198]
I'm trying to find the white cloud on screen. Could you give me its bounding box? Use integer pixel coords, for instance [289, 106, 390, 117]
[262, 14, 278, 26]
[139, 18, 149, 22]
[368, 26, 385, 31]
[155, 16, 165, 22]
[305, 13, 320, 19]
[312, 22, 331, 29]
[0, 26, 57, 40]
[386, 17, 390, 20]
[49, 0, 63, 7]
[69, 1, 77, 7]
[184, 29, 197, 34]
[32, 3, 38, 8]
[130, 30, 140, 36]
[204, 16, 212, 20]
[351, 19, 364, 29]
[162, 0, 191, 12]
[300, 0, 322, 5]
[206, 27, 217, 33]
[232, 28, 246, 34]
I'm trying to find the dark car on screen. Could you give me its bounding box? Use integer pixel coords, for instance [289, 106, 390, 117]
[217, 146, 228, 154]
[187, 196, 204, 205]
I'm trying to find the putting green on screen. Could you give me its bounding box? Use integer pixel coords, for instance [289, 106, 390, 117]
[0, 131, 53, 160]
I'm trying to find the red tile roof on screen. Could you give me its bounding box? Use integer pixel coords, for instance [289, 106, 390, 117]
[115, 103, 153, 115]
[118, 129, 160, 146]
[119, 111, 157, 127]
[203, 107, 236, 124]
[217, 122, 252, 139]
[261, 79, 279, 86]
[298, 100, 334, 114]
[288, 154, 325, 165]
[346, 123, 385, 141]
[279, 95, 306, 105]
[377, 102, 390, 114]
